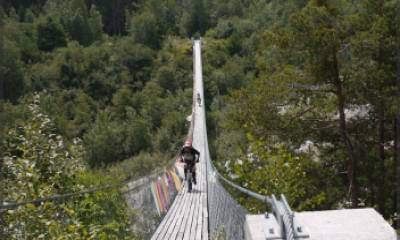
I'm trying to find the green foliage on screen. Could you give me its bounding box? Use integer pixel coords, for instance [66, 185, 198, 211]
[2, 95, 136, 239]
[0, 101, 27, 156]
[36, 17, 67, 51]
[40, 90, 97, 138]
[88, 5, 103, 43]
[185, 0, 209, 36]
[69, 13, 91, 46]
[0, 39, 24, 102]
[89, 0, 135, 35]
[2, 19, 40, 63]
[43, 0, 104, 46]
[210, 0, 399, 219]
[230, 145, 334, 211]
[130, 10, 161, 49]
[3, 0, 400, 231]
[112, 85, 135, 119]
[155, 110, 188, 153]
[83, 109, 153, 167]
[26, 39, 154, 101]
[107, 151, 172, 181]
[73, 171, 136, 239]
[84, 111, 126, 167]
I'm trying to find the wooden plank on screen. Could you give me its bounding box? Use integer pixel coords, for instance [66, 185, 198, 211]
[151, 45, 210, 239]
[181, 176, 200, 239]
[155, 183, 189, 239]
[151, 195, 178, 239]
[154, 162, 207, 240]
[172, 181, 195, 239]
[162, 194, 188, 239]
[195, 160, 205, 240]
[187, 177, 201, 240]
[171, 150, 203, 239]
[193, 106, 205, 239]
[191, 202, 201, 240]
[189, 129, 204, 240]
[201, 161, 207, 239]
[162, 186, 192, 239]
[151, 185, 185, 239]
[152, 199, 180, 238]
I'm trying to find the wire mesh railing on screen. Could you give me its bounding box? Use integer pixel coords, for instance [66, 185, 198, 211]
[207, 159, 248, 240]
[123, 165, 184, 238]
[207, 160, 311, 240]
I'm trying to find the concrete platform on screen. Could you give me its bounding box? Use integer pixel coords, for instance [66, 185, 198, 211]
[245, 208, 397, 240]
[245, 214, 282, 240]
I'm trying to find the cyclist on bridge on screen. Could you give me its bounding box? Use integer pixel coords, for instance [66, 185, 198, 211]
[180, 140, 200, 185]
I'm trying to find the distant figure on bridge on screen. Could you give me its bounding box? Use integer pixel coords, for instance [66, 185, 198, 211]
[180, 140, 200, 185]
[197, 93, 201, 106]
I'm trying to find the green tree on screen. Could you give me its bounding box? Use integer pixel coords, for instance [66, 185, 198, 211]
[23, 8, 35, 22]
[228, 146, 328, 212]
[124, 115, 152, 155]
[66, 0, 93, 46]
[284, 1, 358, 206]
[0, 39, 24, 102]
[130, 10, 160, 49]
[155, 65, 178, 93]
[112, 85, 135, 119]
[69, 13, 92, 46]
[84, 111, 125, 167]
[3, 95, 135, 239]
[346, 0, 397, 216]
[186, 0, 209, 36]
[90, 0, 133, 35]
[36, 17, 67, 51]
[0, 13, 6, 100]
[88, 4, 103, 42]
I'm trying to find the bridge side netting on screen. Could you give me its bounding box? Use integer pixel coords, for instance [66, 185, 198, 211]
[123, 165, 184, 239]
[192, 38, 247, 240]
[206, 158, 247, 240]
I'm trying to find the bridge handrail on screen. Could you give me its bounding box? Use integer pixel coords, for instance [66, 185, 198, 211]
[210, 163, 272, 204]
[209, 160, 302, 240]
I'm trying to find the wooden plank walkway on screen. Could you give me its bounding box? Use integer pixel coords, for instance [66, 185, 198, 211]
[151, 110, 208, 240]
[151, 40, 208, 240]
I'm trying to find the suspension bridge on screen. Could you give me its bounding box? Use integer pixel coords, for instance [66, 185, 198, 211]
[148, 39, 397, 240]
[2, 39, 397, 240]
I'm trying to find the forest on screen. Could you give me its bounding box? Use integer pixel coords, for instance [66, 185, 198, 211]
[0, 0, 399, 238]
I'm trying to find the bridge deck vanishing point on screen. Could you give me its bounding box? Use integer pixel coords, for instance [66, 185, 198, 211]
[151, 40, 209, 240]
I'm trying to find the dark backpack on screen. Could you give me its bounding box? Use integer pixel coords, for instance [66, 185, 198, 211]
[183, 151, 195, 164]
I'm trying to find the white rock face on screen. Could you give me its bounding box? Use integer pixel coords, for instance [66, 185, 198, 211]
[245, 208, 397, 240]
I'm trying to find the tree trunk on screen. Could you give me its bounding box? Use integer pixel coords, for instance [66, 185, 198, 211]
[378, 106, 385, 215]
[332, 50, 358, 207]
[395, 117, 400, 228]
[396, 0, 400, 229]
[375, 0, 386, 215]
[0, 13, 3, 100]
[0, 12, 4, 239]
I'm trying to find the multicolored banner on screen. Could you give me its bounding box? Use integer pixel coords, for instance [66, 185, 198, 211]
[150, 166, 183, 216]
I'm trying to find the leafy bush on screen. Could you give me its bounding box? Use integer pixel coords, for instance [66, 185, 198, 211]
[36, 17, 67, 51]
[2, 95, 136, 239]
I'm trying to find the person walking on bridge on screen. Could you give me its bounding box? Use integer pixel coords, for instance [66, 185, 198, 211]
[180, 140, 200, 185]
